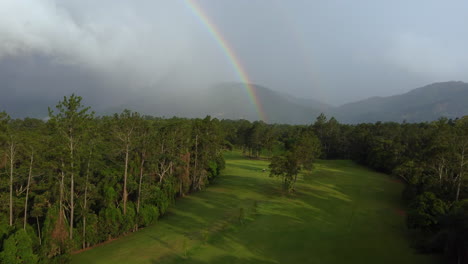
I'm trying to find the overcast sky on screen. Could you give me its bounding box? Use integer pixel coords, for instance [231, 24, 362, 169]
[0, 0, 467, 110]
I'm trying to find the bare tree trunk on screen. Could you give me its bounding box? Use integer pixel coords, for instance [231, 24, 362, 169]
[36, 216, 41, 245]
[456, 179, 462, 202]
[70, 136, 75, 239]
[60, 160, 65, 224]
[437, 163, 443, 185]
[137, 153, 145, 214]
[24, 150, 34, 230]
[158, 162, 173, 184]
[123, 142, 129, 215]
[9, 142, 15, 226]
[455, 147, 465, 202]
[180, 180, 183, 196]
[83, 150, 91, 249]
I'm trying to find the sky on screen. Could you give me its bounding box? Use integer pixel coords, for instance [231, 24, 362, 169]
[0, 0, 467, 113]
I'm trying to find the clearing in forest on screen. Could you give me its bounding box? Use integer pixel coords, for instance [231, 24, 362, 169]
[72, 151, 439, 264]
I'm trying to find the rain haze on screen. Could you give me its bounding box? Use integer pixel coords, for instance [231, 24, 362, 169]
[0, 0, 467, 117]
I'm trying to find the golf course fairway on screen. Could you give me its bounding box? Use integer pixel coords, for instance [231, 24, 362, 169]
[72, 151, 439, 264]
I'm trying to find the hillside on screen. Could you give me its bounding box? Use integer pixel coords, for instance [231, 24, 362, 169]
[109, 83, 324, 124]
[1, 79, 467, 124]
[75, 81, 468, 124]
[200, 83, 324, 124]
[333, 81, 468, 123]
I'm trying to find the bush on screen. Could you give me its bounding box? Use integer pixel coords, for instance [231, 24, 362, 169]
[0, 229, 38, 264]
[41, 205, 71, 262]
[138, 205, 160, 227]
[98, 206, 123, 240]
[407, 192, 448, 231]
[121, 202, 136, 233]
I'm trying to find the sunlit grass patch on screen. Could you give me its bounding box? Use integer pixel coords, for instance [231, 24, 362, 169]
[72, 151, 440, 264]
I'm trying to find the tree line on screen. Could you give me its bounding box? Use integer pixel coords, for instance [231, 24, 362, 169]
[0, 94, 467, 263]
[0, 95, 225, 263]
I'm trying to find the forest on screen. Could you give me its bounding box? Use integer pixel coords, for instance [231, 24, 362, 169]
[0, 95, 467, 264]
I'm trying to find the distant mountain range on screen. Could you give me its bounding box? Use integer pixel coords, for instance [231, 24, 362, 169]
[111, 81, 468, 124]
[108, 83, 324, 124]
[2, 81, 468, 124]
[196, 83, 325, 124]
[331, 81, 468, 123]
[200, 82, 468, 124]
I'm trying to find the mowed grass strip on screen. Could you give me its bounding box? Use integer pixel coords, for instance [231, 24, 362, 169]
[72, 151, 440, 264]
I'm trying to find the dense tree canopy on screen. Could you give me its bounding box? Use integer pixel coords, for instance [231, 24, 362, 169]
[0, 96, 226, 263]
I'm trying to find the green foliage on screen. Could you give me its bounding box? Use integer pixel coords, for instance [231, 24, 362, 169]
[190, 116, 225, 190]
[98, 206, 123, 240]
[103, 186, 118, 207]
[121, 202, 136, 233]
[0, 214, 12, 250]
[437, 200, 468, 262]
[269, 152, 301, 192]
[82, 213, 99, 247]
[207, 154, 225, 181]
[267, 127, 320, 191]
[0, 229, 38, 264]
[144, 185, 172, 216]
[41, 205, 71, 261]
[0, 95, 229, 261]
[137, 205, 159, 227]
[293, 129, 321, 170]
[407, 192, 448, 231]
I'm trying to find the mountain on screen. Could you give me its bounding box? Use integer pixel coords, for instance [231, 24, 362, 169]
[279, 92, 332, 111]
[120, 81, 468, 124]
[111, 83, 324, 124]
[2, 78, 467, 124]
[333, 81, 468, 123]
[201, 83, 327, 124]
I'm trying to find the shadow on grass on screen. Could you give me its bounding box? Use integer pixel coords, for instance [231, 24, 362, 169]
[74, 153, 440, 264]
[227, 162, 268, 173]
[166, 182, 338, 261]
[151, 254, 277, 264]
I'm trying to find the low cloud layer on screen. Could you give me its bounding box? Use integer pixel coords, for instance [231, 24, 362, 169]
[0, 0, 467, 113]
[0, 0, 233, 99]
[387, 33, 468, 79]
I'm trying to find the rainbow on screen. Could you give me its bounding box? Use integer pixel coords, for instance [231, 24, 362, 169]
[183, 0, 267, 122]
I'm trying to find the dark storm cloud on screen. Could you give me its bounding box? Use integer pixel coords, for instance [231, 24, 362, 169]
[0, 0, 234, 114]
[0, 0, 467, 111]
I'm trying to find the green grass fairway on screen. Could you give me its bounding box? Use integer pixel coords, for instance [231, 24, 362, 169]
[72, 151, 439, 264]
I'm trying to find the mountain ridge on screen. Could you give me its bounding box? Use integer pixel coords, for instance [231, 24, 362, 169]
[1, 81, 467, 124]
[333, 81, 468, 123]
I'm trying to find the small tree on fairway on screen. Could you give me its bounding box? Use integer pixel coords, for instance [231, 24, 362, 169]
[269, 152, 301, 193]
[294, 130, 321, 170]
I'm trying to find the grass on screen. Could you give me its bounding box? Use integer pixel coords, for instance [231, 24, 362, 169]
[72, 151, 440, 264]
